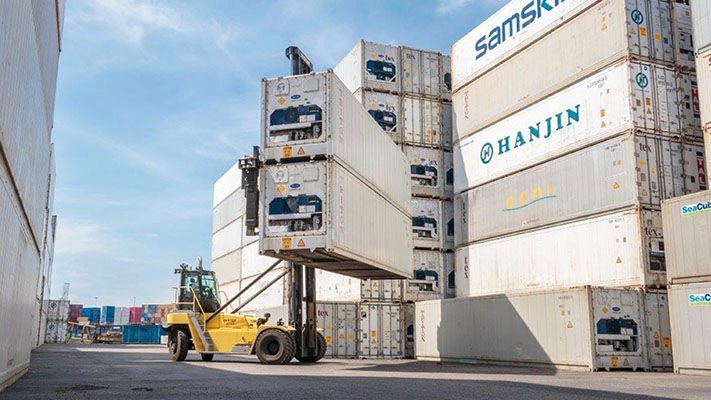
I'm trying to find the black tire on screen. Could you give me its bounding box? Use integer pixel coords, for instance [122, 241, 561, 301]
[169, 329, 189, 362]
[200, 353, 214, 361]
[296, 332, 327, 363]
[254, 329, 295, 365]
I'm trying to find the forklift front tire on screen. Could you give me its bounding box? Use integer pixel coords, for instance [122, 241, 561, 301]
[296, 332, 327, 363]
[169, 329, 189, 362]
[254, 329, 296, 365]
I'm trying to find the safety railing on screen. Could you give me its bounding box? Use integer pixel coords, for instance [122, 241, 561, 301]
[173, 286, 208, 326]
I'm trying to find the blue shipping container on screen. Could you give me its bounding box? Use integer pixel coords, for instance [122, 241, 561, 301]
[121, 325, 165, 344]
[81, 307, 101, 324]
[101, 306, 116, 325]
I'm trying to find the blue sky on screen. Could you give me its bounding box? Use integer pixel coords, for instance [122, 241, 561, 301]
[51, 0, 504, 307]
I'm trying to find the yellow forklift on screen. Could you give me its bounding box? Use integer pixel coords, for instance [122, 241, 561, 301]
[165, 47, 327, 365]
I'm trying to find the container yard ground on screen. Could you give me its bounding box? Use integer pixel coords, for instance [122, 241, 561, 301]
[4, 345, 711, 400]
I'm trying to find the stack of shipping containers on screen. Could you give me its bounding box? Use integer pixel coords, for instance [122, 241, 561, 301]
[43, 300, 69, 344]
[416, 0, 706, 371]
[659, 0, 711, 376]
[0, 1, 64, 390]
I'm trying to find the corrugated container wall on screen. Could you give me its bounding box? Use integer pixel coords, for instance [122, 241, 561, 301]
[0, 0, 62, 391]
[696, 49, 711, 130]
[668, 281, 711, 375]
[260, 160, 412, 279]
[416, 287, 670, 371]
[691, 0, 711, 54]
[453, 0, 690, 142]
[661, 190, 711, 284]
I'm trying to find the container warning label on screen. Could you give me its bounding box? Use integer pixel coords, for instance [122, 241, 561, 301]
[297, 239, 306, 247]
[282, 238, 292, 249]
[282, 147, 293, 158]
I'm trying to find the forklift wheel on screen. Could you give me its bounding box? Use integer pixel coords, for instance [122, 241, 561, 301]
[296, 332, 327, 363]
[169, 329, 189, 362]
[254, 329, 296, 365]
[200, 353, 214, 361]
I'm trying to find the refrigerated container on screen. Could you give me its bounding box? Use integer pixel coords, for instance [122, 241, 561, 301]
[359, 303, 406, 359]
[643, 289, 673, 370]
[683, 140, 708, 193]
[677, 71, 703, 140]
[405, 146, 444, 198]
[213, 162, 242, 207]
[360, 279, 403, 301]
[317, 302, 359, 358]
[404, 250, 446, 302]
[441, 55, 451, 101]
[455, 208, 666, 297]
[440, 101, 453, 150]
[402, 96, 443, 149]
[443, 150, 454, 199]
[696, 49, 711, 128]
[456, 133, 703, 245]
[354, 89, 401, 143]
[212, 188, 245, 234]
[691, 0, 711, 54]
[416, 287, 667, 371]
[44, 300, 69, 321]
[261, 71, 410, 213]
[260, 160, 412, 279]
[668, 281, 711, 375]
[453, 0, 682, 139]
[455, 61, 689, 191]
[334, 40, 400, 94]
[411, 198, 442, 249]
[44, 320, 67, 344]
[314, 269, 362, 302]
[401, 47, 442, 98]
[661, 190, 711, 284]
[672, 0, 696, 70]
[211, 216, 243, 262]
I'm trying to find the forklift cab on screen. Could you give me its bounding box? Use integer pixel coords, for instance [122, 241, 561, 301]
[176, 264, 220, 313]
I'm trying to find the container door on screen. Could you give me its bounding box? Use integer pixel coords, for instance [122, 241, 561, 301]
[643, 290, 673, 370]
[317, 303, 334, 357]
[591, 288, 646, 370]
[359, 304, 380, 358]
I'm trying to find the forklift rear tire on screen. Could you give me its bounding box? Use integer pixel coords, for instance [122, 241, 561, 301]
[169, 329, 189, 362]
[254, 329, 296, 365]
[296, 332, 327, 363]
[200, 353, 214, 361]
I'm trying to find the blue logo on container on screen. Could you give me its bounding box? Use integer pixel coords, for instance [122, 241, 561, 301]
[480, 143, 494, 164]
[689, 293, 711, 305]
[290, 183, 301, 189]
[291, 95, 301, 100]
[631, 9, 644, 25]
[681, 200, 711, 216]
[612, 306, 621, 313]
[636, 73, 649, 89]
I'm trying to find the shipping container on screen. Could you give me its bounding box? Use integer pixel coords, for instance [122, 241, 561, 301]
[696, 49, 711, 128]
[668, 281, 711, 375]
[401, 47, 442, 98]
[404, 250, 446, 302]
[672, 0, 696, 70]
[212, 188, 245, 234]
[100, 306, 116, 325]
[643, 289, 673, 370]
[442, 200, 454, 250]
[455, 208, 665, 297]
[122, 325, 165, 344]
[260, 160, 412, 280]
[455, 60, 688, 189]
[678, 71, 703, 140]
[213, 162, 242, 208]
[114, 307, 130, 325]
[451, 0, 596, 92]
[683, 140, 708, 193]
[453, 0, 684, 139]
[405, 146, 444, 198]
[354, 89, 401, 143]
[44, 300, 69, 321]
[456, 133, 703, 245]
[416, 287, 669, 371]
[691, 0, 711, 54]
[81, 307, 101, 324]
[361, 279, 403, 302]
[129, 307, 142, 324]
[441, 55, 452, 101]
[315, 269, 362, 302]
[440, 102, 453, 150]
[44, 320, 67, 344]
[402, 96, 443, 149]
[443, 150, 454, 199]
[317, 302, 359, 358]
[359, 303, 406, 359]
[334, 40, 400, 94]
[68, 304, 83, 323]
[445, 252, 455, 298]
[211, 215, 243, 261]
[411, 198, 442, 249]
[661, 190, 711, 284]
[261, 71, 410, 214]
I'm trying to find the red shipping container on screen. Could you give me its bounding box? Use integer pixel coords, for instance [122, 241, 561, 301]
[68, 304, 83, 322]
[129, 307, 142, 324]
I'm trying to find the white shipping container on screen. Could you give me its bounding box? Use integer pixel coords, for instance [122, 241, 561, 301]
[213, 162, 242, 207]
[212, 189, 245, 234]
[354, 89, 401, 143]
[260, 161, 412, 279]
[643, 290, 673, 370]
[401, 47, 442, 98]
[455, 61, 683, 191]
[451, 0, 596, 92]
[315, 269, 361, 302]
[334, 40, 400, 94]
[661, 190, 711, 284]
[445, 252, 455, 298]
[457, 133, 701, 245]
[212, 248, 242, 286]
[44, 320, 67, 344]
[261, 71, 410, 213]
[443, 150, 454, 199]
[707, 126, 711, 169]
[416, 287, 664, 371]
[44, 300, 69, 321]
[696, 49, 711, 128]
[672, 1, 696, 70]
[114, 307, 130, 325]
[441, 55, 452, 101]
[453, 0, 679, 138]
[227, 266, 289, 313]
[405, 146, 444, 198]
[359, 303, 405, 359]
[442, 200, 454, 250]
[405, 250, 446, 302]
[691, 0, 711, 53]
[211, 216, 243, 261]
[668, 281, 711, 375]
[683, 140, 708, 193]
[317, 302, 359, 358]
[440, 102, 453, 150]
[411, 198, 443, 249]
[361, 279, 403, 301]
[678, 72, 703, 140]
[456, 209, 665, 297]
[402, 96, 443, 149]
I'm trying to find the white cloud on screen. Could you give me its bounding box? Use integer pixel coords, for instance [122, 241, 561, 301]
[436, 0, 506, 15]
[54, 219, 112, 255]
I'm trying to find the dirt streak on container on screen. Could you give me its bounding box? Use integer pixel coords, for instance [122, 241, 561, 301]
[456, 133, 706, 246]
[455, 208, 665, 297]
[453, 0, 685, 142]
[661, 190, 711, 284]
[454, 61, 689, 192]
[261, 71, 410, 215]
[259, 160, 412, 279]
[668, 281, 711, 375]
[416, 286, 669, 371]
